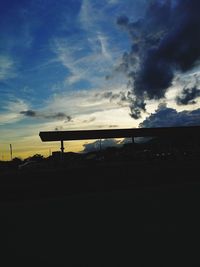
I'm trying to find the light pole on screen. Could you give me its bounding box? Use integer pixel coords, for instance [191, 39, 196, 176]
[10, 144, 13, 161]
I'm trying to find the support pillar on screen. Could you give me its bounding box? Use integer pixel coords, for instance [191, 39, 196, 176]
[60, 140, 64, 160]
[132, 136, 135, 155]
[132, 136, 135, 146]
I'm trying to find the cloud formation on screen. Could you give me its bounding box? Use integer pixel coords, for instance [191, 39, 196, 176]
[176, 86, 200, 105]
[139, 103, 200, 128]
[117, 0, 200, 119]
[0, 99, 29, 125]
[20, 110, 72, 121]
[82, 138, 120, 153]
[94, 90, 132, 106]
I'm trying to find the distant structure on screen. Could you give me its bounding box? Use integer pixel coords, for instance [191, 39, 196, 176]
[39, 126, 200, 156]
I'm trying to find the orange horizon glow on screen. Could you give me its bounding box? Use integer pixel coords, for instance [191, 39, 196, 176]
[0, 140, 86, 161]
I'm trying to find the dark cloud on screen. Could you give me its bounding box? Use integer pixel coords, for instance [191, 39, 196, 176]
[20, 110, 72, 121]
[130, 98, 146, 119]
[20, 110, 36, 117]
[139, 104, 200, 128]
[116, 0, 200, 118]
[176, 87, 200, 105]
[44, 112, 71, 121]
[82, 139, 120, 153]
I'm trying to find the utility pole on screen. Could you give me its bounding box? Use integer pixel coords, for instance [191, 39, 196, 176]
[10, 144, 13, 161]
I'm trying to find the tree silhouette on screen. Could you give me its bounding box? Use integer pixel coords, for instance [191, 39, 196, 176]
[26, 154, 44, 162]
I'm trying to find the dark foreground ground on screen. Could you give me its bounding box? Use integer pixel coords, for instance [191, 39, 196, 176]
[1, 159, 200, 266]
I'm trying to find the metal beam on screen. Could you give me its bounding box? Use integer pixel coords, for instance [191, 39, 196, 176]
[39, 126, 200, 142]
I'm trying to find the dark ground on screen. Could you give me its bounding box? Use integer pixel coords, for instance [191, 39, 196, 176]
[0, 159, 200, 266]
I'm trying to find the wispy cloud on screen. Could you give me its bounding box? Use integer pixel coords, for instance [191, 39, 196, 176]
[45, 85, 130, 115]
[51, 0, 120, 87]
[0, 55, 16, 80]
[52, 38, 85, 84]
[52, 32, 114, 86]
[97, 33, 112, 59]
[44, 87, 137, 130]
[78, 0, 104, 32]
[0, 98, 29, 125]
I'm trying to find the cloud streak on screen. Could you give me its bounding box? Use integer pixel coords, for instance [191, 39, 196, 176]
[20, 110, 72, 121]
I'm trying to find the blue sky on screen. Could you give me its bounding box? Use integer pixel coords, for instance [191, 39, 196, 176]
[0, 0, 200, 159]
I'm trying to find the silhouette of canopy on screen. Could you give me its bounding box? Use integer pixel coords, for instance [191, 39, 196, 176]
[39, 126, 200, 142]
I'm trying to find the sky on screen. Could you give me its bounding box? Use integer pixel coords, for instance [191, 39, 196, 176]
[0, 0, 200, 160]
